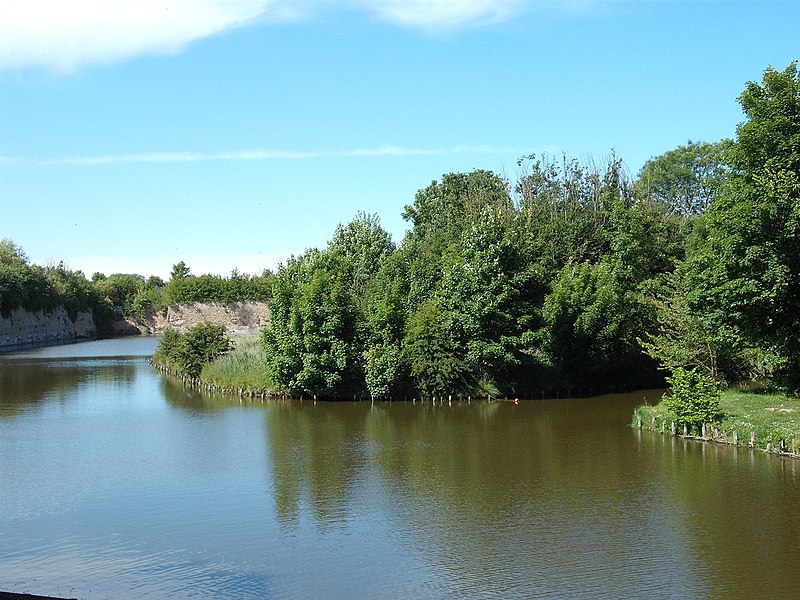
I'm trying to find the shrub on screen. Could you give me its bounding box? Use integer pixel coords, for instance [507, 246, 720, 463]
[153, 323, 233, 378]
[663, 367, 721, 431]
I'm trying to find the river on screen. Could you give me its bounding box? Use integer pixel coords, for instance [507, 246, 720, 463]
[1, 338, 799, 599]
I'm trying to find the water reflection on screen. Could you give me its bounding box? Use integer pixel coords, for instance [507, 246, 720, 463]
[0, 358, 137, 418]
[2, 343, 800, 599]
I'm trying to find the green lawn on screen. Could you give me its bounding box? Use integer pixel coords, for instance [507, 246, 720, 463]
[634, 388, 800, 452]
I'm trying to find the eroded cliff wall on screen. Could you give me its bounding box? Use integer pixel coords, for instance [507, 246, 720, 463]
[0, 307, 96, 348]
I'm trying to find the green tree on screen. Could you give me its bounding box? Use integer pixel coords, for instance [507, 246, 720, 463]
[171, 261, 190, 281]
[515, 153, 626, 276]
[403, 300, 470, 398]
[637, 140, 731, 215]
[327, 212, 395, 298]
[687, 62, 800, 389]
[539, 259, 651, 389]
[663, 367, 721, 432]
[263, 251, 364, 398]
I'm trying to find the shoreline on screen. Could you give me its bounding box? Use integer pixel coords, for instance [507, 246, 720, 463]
[633, 389, 800, 459]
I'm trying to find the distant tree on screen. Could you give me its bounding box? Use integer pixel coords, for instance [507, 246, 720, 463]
[637, 140, 730, 215]
[515, 154, 627, 276]
[170, 261, 190, 281]
[327, 212, 395, 297]
[0, 239, 29, 265]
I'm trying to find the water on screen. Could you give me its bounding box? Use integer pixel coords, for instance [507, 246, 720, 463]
[2, 338, 799, 599]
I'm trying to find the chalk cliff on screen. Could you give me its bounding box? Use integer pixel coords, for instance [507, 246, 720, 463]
[0, 306, 96, 349]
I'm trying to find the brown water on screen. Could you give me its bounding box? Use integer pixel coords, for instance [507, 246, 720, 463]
[1, 338, 799, 599]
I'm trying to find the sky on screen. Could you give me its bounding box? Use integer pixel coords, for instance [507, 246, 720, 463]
[1, 0, 798, 280]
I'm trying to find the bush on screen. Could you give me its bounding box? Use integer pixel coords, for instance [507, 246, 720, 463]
[153, 323, 233, 378]
[663, 367, 721, 431]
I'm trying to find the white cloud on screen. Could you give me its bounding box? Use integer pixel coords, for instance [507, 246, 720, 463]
[0, 0, 282, 72]
[0, 1, 597, 72]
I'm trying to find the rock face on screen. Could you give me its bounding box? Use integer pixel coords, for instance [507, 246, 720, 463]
[144, 301, 270, 334]
[0, 307, 96, 349]
[0, 301, 269, 349]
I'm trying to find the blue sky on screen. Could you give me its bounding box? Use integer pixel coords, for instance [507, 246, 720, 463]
[1, 0, 797, 279]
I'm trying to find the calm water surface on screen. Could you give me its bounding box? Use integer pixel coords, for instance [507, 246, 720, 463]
[1, 338, 799, 599]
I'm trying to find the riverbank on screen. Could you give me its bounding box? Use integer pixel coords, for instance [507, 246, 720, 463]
[633, 389, 800, 457]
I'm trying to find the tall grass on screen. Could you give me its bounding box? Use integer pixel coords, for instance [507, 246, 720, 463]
[200, 333, 274, 392]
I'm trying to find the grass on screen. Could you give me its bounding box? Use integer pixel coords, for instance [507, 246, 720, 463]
[634, 387, 800, 452]
[200, 333, 274, 393]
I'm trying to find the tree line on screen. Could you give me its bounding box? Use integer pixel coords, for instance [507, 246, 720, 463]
[5, 62, 797, 408]
[0, 246, 273, 336]
[263, 62, 799, 402]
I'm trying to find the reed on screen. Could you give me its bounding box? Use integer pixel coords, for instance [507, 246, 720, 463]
[200, 333, 273, 392]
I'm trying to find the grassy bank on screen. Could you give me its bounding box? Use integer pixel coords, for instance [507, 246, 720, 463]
[634, 388, 800, 454]
[199, 333, 274, 393]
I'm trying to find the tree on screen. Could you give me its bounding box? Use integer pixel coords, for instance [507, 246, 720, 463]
[687, 62, 800, 389]
[403, 300, 470, 398]
[639, 269, 741, 385]
[515, 153, 627, 276]
[539, 259, 652, 389]
[327, 212, 395, 297]
[263, 250, 364, 398]
[663, 367, 721, 432]
[170, 261, 190, 281]
[637, 140, 730, 215]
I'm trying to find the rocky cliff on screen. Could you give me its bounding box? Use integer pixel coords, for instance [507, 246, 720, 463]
[0, 306, 96, 349]
[140, 301, 271, 335]
[0, 301, 270, 350]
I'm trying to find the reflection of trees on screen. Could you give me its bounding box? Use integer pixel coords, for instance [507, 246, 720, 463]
[260, 391, 800, 596]
[265, 402, 367, 531]
[639, 431, 800, 597]
[0, 358, 137, 418]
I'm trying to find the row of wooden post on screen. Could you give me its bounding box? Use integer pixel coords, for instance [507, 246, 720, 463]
[636, 413, 798, 456]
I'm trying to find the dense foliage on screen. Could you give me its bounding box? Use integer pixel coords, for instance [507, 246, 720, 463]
[262, 62, 800, 401]
[7, 62, 798, 408]
[264, 159, 681, 399]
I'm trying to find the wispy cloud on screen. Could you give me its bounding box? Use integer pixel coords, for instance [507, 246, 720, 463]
[34, 145, 531, 166]
[360, 0, 528, 30]
[0, 1, 598, 72]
